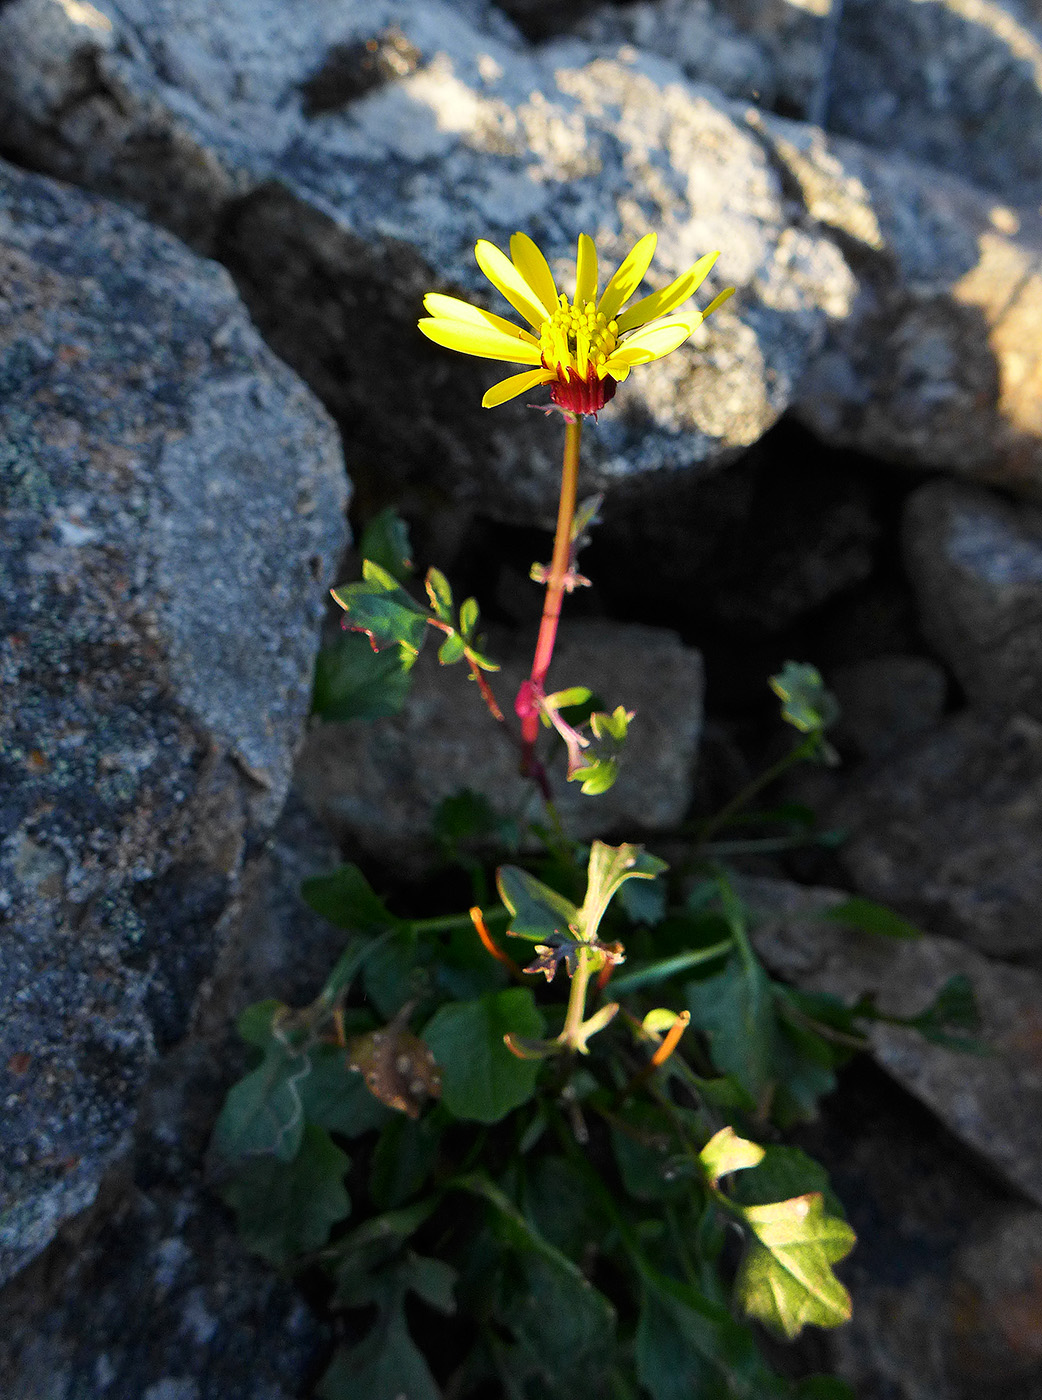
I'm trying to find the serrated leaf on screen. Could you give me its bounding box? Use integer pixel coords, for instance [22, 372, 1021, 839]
[422, 989, 546, 1123]
[331, 572, 430, 659]
[437, 630, 466, 665]
[459, 595, 479, 638]
[319, 1302, 440, 1400]
[358, 507, 414, 583]
[590, 705, 632, 743]
[730, 1146, 843, 1217]
[769, 661, 840, 735]
[700, 1126, 765, 1186]
[312, 631, 412, 721]
[497, 865, 579, 943]
[424, 566, 453, 621]
[573, 755, 618, 795]
[212, 1039, 311, 1163]
[735, 1193, 855, 1338]
[822, 896, 923, 940]
[221, 1123, 351, 1266]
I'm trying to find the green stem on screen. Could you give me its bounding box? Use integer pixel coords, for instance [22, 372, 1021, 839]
[697, 734, 818, 844]
[520, 416, 582, 775]
[559, 945, 595, 1050]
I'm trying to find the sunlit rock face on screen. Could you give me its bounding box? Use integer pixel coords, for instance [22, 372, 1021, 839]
[0, 0, 856, 522]
[0, 154, 347, 1283]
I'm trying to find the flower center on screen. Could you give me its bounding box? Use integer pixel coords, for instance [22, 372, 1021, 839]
[539, 295, 619, 380]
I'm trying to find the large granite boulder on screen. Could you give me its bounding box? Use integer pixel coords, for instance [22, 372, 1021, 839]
[826, 0, 1042, 208]
[0, 155, 347, 1283]
[904, 478, 1042, 722]
[0, 0, 855, 521]
[754, 113, 1042, 494]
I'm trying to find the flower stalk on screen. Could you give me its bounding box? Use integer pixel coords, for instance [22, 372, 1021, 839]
[517, 415, 582, 777]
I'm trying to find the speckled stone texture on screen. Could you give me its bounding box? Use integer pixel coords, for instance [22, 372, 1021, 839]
[827, 0, 1042, 207]
[295, 620, 704, 875]
[0, 155, 348, 1283]
[0, 0, 855, 521]
[903, 479, 1042, 722]
[754, 113, 1042, 494]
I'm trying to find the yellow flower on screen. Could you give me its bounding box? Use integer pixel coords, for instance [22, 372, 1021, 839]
[418, 232, 734, 414]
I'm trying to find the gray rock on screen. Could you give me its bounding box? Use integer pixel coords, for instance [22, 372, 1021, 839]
[827, 0, 1042, 207]
[295, 620, 704, 871]
[904, 479, 1042, 722]
[577, 0, 834, 119]
[0, 763, 350, 1399]
[744, 876, 1042, 1207]
[827, 710, 1042, 958]
[752, 113, 1042, 494]
[0, 0, 855, 520]
[0, 157, 347, 1282]
[828, 653, 948, 760]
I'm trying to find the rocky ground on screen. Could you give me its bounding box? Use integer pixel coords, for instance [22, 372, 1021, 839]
[3, 0, 1042, 1396]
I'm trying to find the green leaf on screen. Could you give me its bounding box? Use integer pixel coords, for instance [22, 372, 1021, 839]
[796, 1377, 856, 1400]
[686, 955, 779, 1102]
[821, 895, 923, 940]
[437, 630, 466, 664]
[456, 1173, 617, 1393]
[610, 1101, 693, 1203]
[301, 863, 406, 936]
[769, 662, 840, 734]
[545, 686, 593, 710]
[635, 1272, 764, 1400]
[301, 1043, 391, 1137]
[424, 566, 454, 621]
[221, 1123, 351, 1266]
[236, 998, 285, 1049]
[572, 755, 619, 795]
[459, 595, 479, 638]
[369, 1113, 444, 1210]
[212, 1038, 311, 1163]
[358, 507, 413, 583]
[730, 1146, 843, 1218]
[497, 865, 579, 944]
[617, 871, 668, 926]
[590, 705, 631, 743]
[699, 1126, 765, 1187]
[319, 1302, 440, 1400]
[331, 568, 430, 660]
[579, 841, 669, 942]
[422, 989, 546, 1123]
[312, 631, 412, 721]
[735, 1193, 855, 1338]
[908, 972, 985, 1050]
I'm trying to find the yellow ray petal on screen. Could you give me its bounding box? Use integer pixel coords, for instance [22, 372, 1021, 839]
[423, 293, 540, 344]
[474, 240, 550, 329]
[418, 317, 544, 364]
[575, 233, 598, 305]
[509, 233, 559, 315]
[482, 367, 556, 408]
[611, 317, 699, 366]
[616, 251, 720, 332]
[700, 286, 736, 320]
[597, 233, 657, 321]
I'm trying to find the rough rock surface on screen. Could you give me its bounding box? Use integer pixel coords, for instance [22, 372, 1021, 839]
[0, 798, 348, 1398]
[752, 113, 1042, 494]
[296, 620, 704, 872]
[825, 711, 1042, 959]
[577, 0, 834, 120]
[827, 0, 1042, 207]
[744, 876, 1042, 1207]
[0, 0, 855, 520]
[0, 157, 347, 1282]
[828, 653, 949, 761]
[904, 479, 1042, 721]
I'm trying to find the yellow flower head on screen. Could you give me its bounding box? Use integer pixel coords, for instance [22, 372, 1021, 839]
[418, 232, 734, 415]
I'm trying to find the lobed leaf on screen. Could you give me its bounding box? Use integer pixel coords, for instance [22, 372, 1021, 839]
[735, 1193, 855, 1339]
